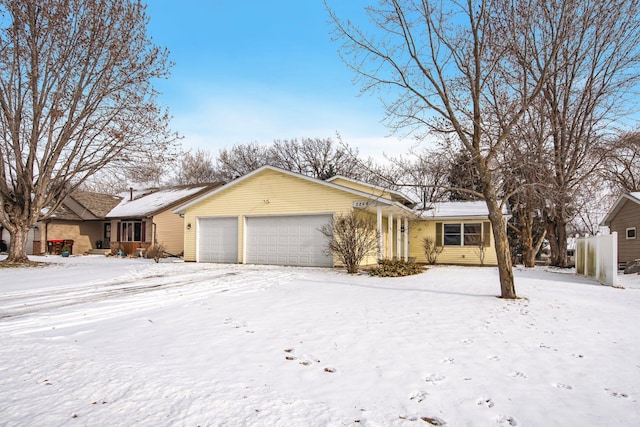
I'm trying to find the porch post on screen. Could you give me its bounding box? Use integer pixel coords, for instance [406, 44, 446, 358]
[388, 212, 394, 259]
[396, 216, 402, 258]
[404, 217, 409, 262]
[377, 206, 383, 261]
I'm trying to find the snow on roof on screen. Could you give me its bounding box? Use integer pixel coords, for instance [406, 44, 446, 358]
[107, 186, 210, 218]
[418, 200, 508, 219]
[630, 192, 640, 202]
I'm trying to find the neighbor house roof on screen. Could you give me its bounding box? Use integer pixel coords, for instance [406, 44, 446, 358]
[417, 200, 510, 220]
[601, 192, 640, 226]
[47, 190, 122, 221]
[173, 165, 416, 216]
[108, 183, 223, 218]
[70, 191, 123, 218]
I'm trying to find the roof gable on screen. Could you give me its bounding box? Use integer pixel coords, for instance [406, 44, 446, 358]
[108, 183, 222, 218]
[174, 166, 403, 214]
[46, 191, 122, 221]
[327, 175, 416, 206]
[69, 191, 122, 218]
[601, 192, 640, 226]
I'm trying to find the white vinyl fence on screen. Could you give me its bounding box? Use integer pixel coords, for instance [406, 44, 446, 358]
[575, 232, 618, 287]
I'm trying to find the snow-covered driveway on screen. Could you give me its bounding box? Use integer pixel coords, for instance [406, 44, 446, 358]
[0, 259, 293, 333]
[1, 256, 639, 426]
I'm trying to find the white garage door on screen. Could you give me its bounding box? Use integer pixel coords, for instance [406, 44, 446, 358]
[198, 217, 238, 263]
[246, 215, 333, 267]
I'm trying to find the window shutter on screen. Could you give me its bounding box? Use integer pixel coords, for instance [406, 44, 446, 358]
[435, 222, 443, 247]
[483, 221, 491, 247]
[141, 221, 146, 242]
[116, 222, 121, 242]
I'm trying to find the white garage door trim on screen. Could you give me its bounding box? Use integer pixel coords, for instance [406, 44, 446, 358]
[197, 217, 238, 263]
[245, 214, 333, 267]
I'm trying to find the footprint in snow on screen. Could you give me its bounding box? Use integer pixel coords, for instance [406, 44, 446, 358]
[424, 374, 446, 385]
[298, 355, 320, 366]
[510, 371, 527, 379]
[476, 397, 495, 408]
[605, 388, 629, 398]
[553, 383, 573, 390]
[420, 416, 446, 425]
[409, 390, 429, 402]
[441, 357, 454, 364]
[496, 415, 518, 426]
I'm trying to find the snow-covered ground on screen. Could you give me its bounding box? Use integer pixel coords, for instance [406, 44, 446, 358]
[0, 255, 639, 426]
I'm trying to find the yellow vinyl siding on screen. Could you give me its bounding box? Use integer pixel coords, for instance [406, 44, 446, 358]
[153, 209, 186, 256]
[408, 220, 498, 266]
[183, 169, 373, 262]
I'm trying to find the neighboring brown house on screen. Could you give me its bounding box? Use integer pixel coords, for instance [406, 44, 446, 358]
[105, 183, 223, 257]
[601, 192, 640, 266]
[37, 191, 123, 255]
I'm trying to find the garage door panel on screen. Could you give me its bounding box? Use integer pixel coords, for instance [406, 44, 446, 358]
[247, 215, 332, 267]
[198, 217, 238, 263]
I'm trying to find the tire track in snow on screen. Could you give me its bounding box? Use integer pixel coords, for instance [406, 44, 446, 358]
[0, 265, 295, 335]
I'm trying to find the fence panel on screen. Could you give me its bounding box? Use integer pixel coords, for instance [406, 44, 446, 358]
[575, 232, 618, 287]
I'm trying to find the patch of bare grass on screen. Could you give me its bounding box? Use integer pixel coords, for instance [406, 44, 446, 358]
[0, 260, 50, 268]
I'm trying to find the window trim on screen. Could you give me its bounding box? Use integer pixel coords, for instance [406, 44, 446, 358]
[627, 227, 637, 240]
[436, 221, 491, 247]
[119, 221, 144, 242]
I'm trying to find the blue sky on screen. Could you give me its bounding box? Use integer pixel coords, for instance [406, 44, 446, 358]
[144, 1, 407, 161]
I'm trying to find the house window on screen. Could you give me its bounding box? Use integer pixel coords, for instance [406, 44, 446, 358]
[120, 221, 143, 242]
[627, 227, 637, 240]
[437, 222, 491, 247]
[464, 223, 482, 246]
[443, 224, 462, 246]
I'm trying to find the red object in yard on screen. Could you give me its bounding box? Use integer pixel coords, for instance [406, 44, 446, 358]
[47, 240, 64, 255]
[47, 239, 73, 255]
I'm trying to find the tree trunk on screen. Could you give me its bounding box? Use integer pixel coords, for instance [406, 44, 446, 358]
[523, 246, 537, 268]
[484, 195, 517, 299]
[547, 217, 569, 267]
[521, 219, 536, 268]
[4, 226, 30, 264]
[553, 220, 568, 267]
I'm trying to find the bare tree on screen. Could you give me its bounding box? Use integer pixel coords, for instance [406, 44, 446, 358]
[213, 142, 273, 182]
[319, 210, 379, 274]
[386, 148, 451, 205]
[0, 0, 175, 263]
[447, 150, 483, 201]
[534, 0, 640, 267]
[212, 138, 376, 182]
[602, 131, 640, 193]
[173, 148, 218, 185]
[502, 104, 550, 268]
[328, 0, 568, 298]
[270, 137, 364, 180]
